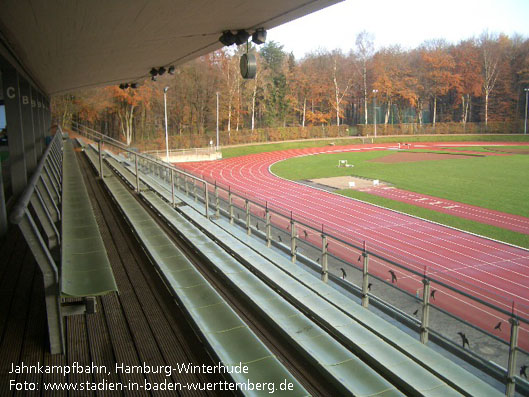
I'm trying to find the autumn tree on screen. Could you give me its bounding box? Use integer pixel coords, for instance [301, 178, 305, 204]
[106, 84, 151, 145]
[451, 40, 482, 123]
[420, 40, 458, 126]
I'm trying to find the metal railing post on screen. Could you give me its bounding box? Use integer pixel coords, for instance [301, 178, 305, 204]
[506, 317, 520, 397]
[321, 234, 328, 282]
[18, 213, 64, 354]
[98, 140, 103, 178]
[215, 182, 220, 218]
[245, 199, 251, 235]
[204, 182, 209, 218]
[193, 179, 197, 202]
[43, 163, 61, 203]
[361, 242, 370, 308]
[171, 169, 175, 207]
[420, 278, 431, 344]
[185, 176, 189, 196]
[229, 189, 234, 224]
[265, 204, 271, 247]
[135, 153, 140, 193]
[290, 219, 296, 263]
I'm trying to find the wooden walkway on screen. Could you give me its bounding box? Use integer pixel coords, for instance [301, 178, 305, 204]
[0, 149, 230, 396]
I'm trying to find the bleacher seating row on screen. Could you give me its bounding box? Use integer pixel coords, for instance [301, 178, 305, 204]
[84, 140, 502, 396]
[83, 144, 311, 396]
[10, 134, 117, 354]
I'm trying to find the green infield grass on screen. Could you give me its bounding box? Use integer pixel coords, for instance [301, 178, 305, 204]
[337, 190, 529, 249]
[221, 134, 529, 158]
[437, 145, 529, 152]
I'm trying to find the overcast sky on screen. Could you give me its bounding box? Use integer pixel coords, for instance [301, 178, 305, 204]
[267, 0, 529, 58]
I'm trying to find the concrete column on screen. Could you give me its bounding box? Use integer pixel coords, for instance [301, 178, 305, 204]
[0, 162, 7, 236]
[215, 184, 220, 218]
[171, 170, 175, 207]
[229, 191, 234, 224]
[38, 92, 46, 139]
[321, 234, 328, 283]
[135, 153, 140, 192]
[1, 66, 27, 195]
[31, 86, 43, 156]
[18, 78, 37, 173]
[265, 207, 271, 247]
[361, 247, 370, 308]
[245, 200, 251, 235]
[506, 317, 520, 397]
[420, 278, 431, 344]
[290, 220, 296, 263]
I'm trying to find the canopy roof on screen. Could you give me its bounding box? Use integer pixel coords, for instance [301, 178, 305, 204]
[0, 0, 341, 95]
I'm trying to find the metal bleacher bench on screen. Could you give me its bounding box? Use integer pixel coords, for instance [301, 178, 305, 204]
[10, 132, 117, 354]
[83, 144, 310, 396]
[93, 142, 501, 396]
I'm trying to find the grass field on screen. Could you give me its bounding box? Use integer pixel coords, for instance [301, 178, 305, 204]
[221, 134, 529, 158]
[271, 147, 529, 248]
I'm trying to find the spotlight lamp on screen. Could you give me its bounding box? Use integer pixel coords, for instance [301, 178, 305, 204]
[130, 83, 138, 89]
[252, 28, 267, 45]
[158, 66, 166, 76]
[168, 65, 175, 75]
[219, 30, 236, 46]
[234, 30, 250, 45]
[119, 83, 126, 90]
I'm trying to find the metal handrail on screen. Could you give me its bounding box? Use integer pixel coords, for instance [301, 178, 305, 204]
[72, 123, 529, 325]
[73, 122, 529, 394]
[10, 129, 62, 224]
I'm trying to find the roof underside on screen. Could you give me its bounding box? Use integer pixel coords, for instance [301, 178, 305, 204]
[0, 0, 341, 96]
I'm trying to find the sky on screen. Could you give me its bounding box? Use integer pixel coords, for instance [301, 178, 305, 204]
[267, 0, 529, 58]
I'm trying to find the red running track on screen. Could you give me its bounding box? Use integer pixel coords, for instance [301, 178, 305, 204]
[358, 186, 529, 235]
[178, 141, 529, 350]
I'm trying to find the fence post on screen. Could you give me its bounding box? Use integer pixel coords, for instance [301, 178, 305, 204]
[506, 317, 520, 397]
[321, 234, 328, 283]
[98, 139, 104, 178]
[265, 204, 271, 247]
[215, 182, 220, 218]
[185, 176, 189, 196]
[135, 153, 140, 193]
[290, 218, 296, 263]
[170, 169, 175, 207]
[229, 189, 234, 224]
[193, 179, 197, 202]
[361, 242, 369, 308]
[245, 199, 251, 235]
[204, 182, 209, 218]
[420, 278, 431, 344]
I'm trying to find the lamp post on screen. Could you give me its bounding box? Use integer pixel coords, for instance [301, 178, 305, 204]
[523, 88, 529, 135]
[163, 86, 170, 162]
[372, 89, 378, 138]
[216, 92, 220, 150]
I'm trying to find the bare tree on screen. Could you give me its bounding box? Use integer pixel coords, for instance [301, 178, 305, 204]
[356, 31, 375, 124]
[479, 32, 501, 127]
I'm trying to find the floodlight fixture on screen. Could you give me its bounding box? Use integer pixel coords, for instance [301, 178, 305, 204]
[158, 66, 166, 76]
[219, 31, 236, 46]
[168, 65, 175, 75]
[119, 83, 126, 90]
[130, 83, 138, 89]
[234, 30, 250, 45]
[252, 28, 267, 45]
